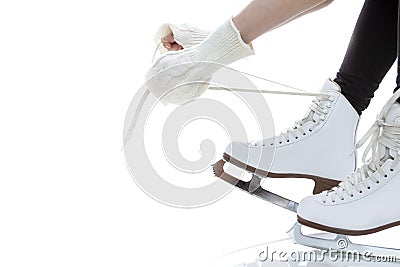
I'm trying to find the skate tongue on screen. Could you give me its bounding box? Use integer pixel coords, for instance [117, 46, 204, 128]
[384, 102, 400, 123]
[378, 102, 400, 159]
[319, 79, 340, 93]
[304, 79, 339, 123]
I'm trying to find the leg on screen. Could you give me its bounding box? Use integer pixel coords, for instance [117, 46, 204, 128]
[334, 0, 398, 115]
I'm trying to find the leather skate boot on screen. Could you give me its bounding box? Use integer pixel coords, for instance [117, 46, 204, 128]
[297, 91, 400, 236]
[214, 79, 360, 200]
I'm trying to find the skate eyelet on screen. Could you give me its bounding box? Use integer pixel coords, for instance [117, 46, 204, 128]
[303, 133, 306, 136]
[341, 198, 344, 201]
[295, 137, 298, 139]
[308, 129, 312, 132]
[359, 191, 363, 194]
[279, 141, 282, 144]
[350, 194, 354, 197]
[286, 140, 290, 143]
[390, 168, 394, 172]
[376, 181, 380, 184]
[332, 200, 336, 203]
[270, 143, 273, 146]
[384, 174, 388, 177]
[367, 186, 371, 190]
[322, 200, 326, 203]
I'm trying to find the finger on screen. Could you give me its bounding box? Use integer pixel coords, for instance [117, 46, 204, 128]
[169, 43, 183, 51]
[161, 34, 175, 44]
[163, 42, 172, 49]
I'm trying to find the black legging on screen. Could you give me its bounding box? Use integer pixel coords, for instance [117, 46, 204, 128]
[334, 0, 399, 115]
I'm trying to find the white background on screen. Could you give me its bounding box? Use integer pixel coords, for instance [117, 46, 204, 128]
[1, 0, 399, 266]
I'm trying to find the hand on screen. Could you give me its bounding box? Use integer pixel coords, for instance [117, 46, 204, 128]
[161, 34, 183, 51]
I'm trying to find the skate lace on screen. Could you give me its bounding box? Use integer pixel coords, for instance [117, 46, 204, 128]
[125, 48, 329, 145]
[321, 100, 400, 203]
[254, 94, 333, 146]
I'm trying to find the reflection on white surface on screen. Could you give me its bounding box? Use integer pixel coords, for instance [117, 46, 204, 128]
[211, 237, 400, 267]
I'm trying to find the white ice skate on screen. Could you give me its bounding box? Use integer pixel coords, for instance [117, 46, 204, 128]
[213, 79, 360, 212]
[291, 89, 400, 259]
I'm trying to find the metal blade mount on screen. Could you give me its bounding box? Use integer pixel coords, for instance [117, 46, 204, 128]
[213, 160, 298, 212]
[289, 222, 400, 261]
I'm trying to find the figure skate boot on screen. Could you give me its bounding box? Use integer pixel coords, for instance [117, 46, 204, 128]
[213, 79, 359, 212]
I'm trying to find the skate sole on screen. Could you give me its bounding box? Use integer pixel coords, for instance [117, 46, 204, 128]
[212, 159, 298, 212]
[298, 216, 400, 236]
[223, 153, 339, 194]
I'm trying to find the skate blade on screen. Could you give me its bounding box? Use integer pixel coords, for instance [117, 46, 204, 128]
[213, 159, 298, 213]
[289, 222, 400, 261]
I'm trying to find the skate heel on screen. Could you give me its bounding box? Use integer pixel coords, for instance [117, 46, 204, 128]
[312, 178, 340, 194]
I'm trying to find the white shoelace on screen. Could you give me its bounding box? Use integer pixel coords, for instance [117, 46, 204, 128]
[275, 95, 334, 145]
[125, 45, 332, 146]
[248, 94, 333, 146]
[321, 91, 400, 203]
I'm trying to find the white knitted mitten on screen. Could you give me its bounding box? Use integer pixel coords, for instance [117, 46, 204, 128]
[154, 23, 210, 53]
[146, 19, 254, 105]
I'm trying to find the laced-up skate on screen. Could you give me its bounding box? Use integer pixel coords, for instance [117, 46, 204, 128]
[213, 79, 359, 212]
[291, 89, 400, 259]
